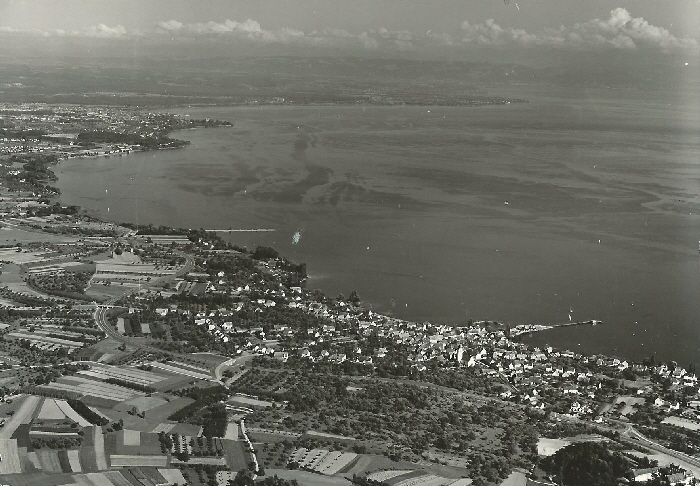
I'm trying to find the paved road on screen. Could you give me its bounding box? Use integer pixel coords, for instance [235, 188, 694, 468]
[0, 394, 40, 439]
[622, 425, 700, 470]
[214, 353, 258, 383]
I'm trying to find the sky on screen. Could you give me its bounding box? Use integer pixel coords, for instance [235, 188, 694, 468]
[0, 0, 699, 59]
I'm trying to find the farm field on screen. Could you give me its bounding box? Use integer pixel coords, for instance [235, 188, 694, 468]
[0, 439, 22, 474]
[99, 397, 193, 432]
[146, 361, 213, 381]
[0, 471, 77, 486]
[35, 449, 63, 473]
[103, 470, 139, 486]
[109, 454, 168, 467]
[92, 427, 108, 471]
[0, 263, 52, 299]
[55, 400, 92, 427]
[224, 422, 238, 440]
[536, 438, 571, 457]
[67, 449, 82, 473]
[112, 430, 162, 455]
[38, 399, 67, 420]
[114, 396, 167, 413]
[158, 468, 186, 485]
[662, 416, 700, 431]
[265, 469, 353, 486]
[39, 376, 141, 402]
[149, 373, 199, 392]
[76, 363, 169, 386]
[122, 429, 140, 446]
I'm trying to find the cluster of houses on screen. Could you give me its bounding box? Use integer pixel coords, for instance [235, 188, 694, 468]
[164, 255, 700, 430]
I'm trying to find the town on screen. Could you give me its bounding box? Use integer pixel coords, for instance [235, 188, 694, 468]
[0, 103, 697, 486]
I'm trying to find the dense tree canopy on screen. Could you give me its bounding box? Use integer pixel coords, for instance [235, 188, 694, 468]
[539, 442, 632, 486]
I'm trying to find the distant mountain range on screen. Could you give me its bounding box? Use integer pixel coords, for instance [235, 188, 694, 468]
[1, 39, 697, 105]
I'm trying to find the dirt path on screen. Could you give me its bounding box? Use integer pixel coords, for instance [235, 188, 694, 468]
[93, 426, 108, 470]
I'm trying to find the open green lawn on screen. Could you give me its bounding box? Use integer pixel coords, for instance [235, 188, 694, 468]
[222, 439, 250, 472]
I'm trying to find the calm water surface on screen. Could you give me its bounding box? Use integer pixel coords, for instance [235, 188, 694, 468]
[55, 86, 700, 366]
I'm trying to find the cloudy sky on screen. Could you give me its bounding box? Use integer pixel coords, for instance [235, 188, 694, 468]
[1, 0, 699, 57]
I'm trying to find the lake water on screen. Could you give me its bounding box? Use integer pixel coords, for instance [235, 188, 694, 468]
[54, 86, 700, 367]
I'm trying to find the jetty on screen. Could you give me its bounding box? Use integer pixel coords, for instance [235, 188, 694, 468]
[510, 320, 602, 337]
[208, 228, 277, 233]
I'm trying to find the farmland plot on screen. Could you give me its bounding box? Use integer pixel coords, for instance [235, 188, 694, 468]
[0, 439, 22, 474]
[67, 449, 82, 473]
[103, 471, 136, 486]
[37, 399, 67, 420]
[109, 454, 168, 467]
[146, 361, 212, 381]
[77, 363, 167, 386]
[158, 468, 186, 485]
[55, 400, 92, 427]
[93, 426, 108, 470]
[86, 472, 118, 486]
[121, 429, 140, 446]
[35, 449, 62, 473]
[44, 376, 141, 401]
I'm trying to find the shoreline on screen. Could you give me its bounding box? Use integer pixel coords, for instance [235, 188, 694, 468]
[29, 106, 693, 368]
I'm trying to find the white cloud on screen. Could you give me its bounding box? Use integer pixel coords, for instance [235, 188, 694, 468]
[81, 23, 127, 38]
[0, 8, 695, 54]
[460, 8, 697, 50]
